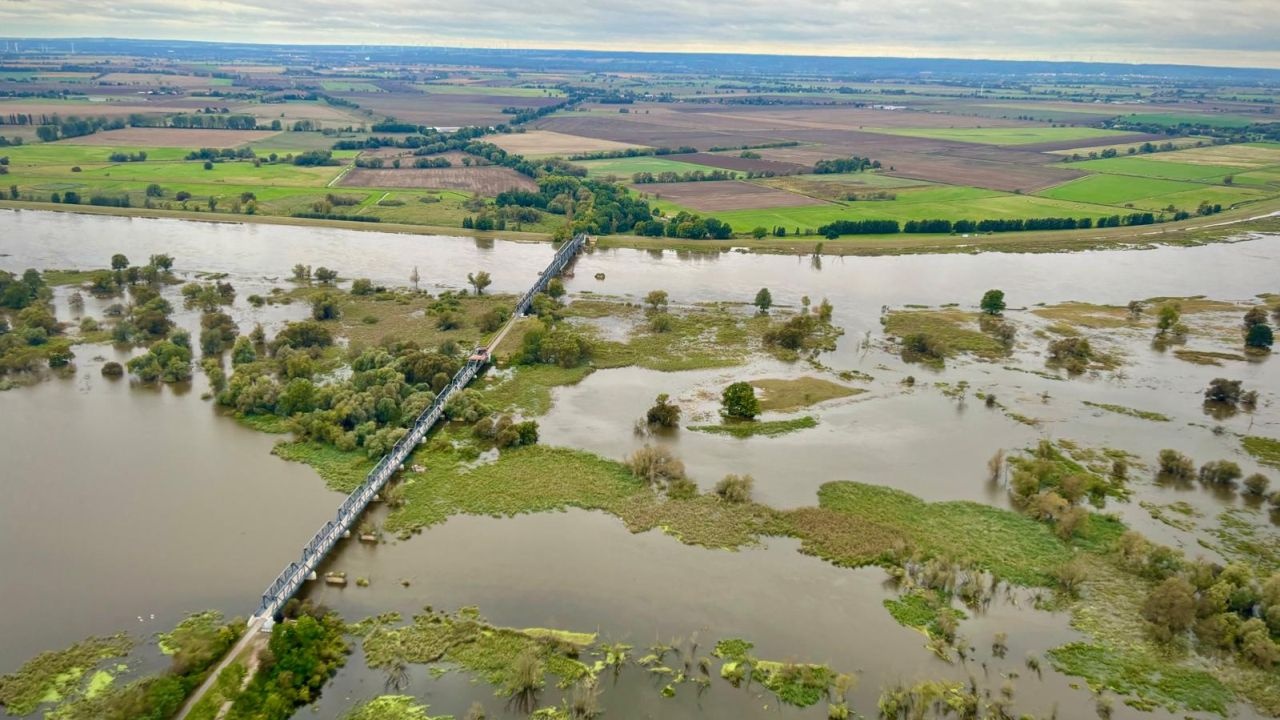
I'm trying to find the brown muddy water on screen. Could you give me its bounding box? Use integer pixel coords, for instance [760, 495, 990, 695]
[1, 210, 1277, 719]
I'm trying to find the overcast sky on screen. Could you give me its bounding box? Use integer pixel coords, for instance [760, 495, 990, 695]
[3, 0, 1279, 69]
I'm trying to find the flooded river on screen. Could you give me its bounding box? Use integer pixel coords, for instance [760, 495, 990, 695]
[1, 209, 1277, 719]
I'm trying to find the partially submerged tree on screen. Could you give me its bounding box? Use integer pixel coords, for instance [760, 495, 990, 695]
[1157, 449, 1196, 480]
[980, 289, 1006, 316]
[644, 289, 669, 313]
[646, 393, 682, 428]
[714, 474, 754, 503]
[721, 382, 760, 420]
[1246, 323, 1274, 351]
[468, 270, 492, 295]
[753, 287, 772, 312]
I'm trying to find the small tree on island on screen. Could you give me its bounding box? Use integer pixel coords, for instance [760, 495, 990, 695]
[314, 266, 338, 285]
[980, 289, 1006, 316]
[754, 288, 772, 312]
[468, 271, 492, 295]
[1156, 303, 1182, 336]
[721, 382, 760, 420]
[1246, 323, 1273, 351]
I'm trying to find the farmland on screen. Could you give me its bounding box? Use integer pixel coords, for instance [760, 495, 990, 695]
[857, 126, 1133, 145]
[1, 49, 1279, 251]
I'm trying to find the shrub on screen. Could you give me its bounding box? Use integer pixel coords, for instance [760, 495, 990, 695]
[1143, 576, 1196, 641]
[436, 311, 462, 330]
[1157, 449, 1195, 480]
[310, 293, 342, 321]
[350, 278, 374, 296]
[645, 393, 681, 427]
[902, 332, 946, 362]
[1243, 473, 1270, 497]
[1204, 378, 1245, 404]
[714, 474, 754, 503]
[101, 361, 124, 377]
[627, 444, 687, 489]
[649, 313, 673, 333]
[1047, 336, 1093, 373]
[1198, 460, 1243, 487]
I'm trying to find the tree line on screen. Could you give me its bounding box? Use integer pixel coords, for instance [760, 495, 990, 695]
[817, 213, 1163, 238]
[632, 169, 738, 183]
[813, 156, 881, 174]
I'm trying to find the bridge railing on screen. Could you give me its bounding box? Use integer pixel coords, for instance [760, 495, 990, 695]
[254, 234, 588, 621]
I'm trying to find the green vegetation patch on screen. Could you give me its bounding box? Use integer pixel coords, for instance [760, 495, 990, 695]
[570, 300, 773, 371]
[386, 442, 783, 548]
[883, 309, 1010, 364]
[1081, 401, 1170, 422]
[750, 376, 862, 411]
[883, 590, 967, 638]
[573, 156, 730, 180]
[273, 440, 377, 492]
[688, 416, 817, 438]
[40, 269, 100, 287]
[1210, 508, 1280, 573]
[185, 662, 247, 720]
[343, 695, 450, 720]
[806, 482, 1078, 586]
[361, 608, 591, 693]
[1173, 349, 1247, 366]
[712, 638, 842, 708]
[0, 635, 133, 716]
[1242, 436, 1280, 469]
[1047, 642, 1231, 715]
[478, 363, 593, 416]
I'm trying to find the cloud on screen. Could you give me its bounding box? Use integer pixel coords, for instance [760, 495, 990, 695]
[1, 0, 1278, 68]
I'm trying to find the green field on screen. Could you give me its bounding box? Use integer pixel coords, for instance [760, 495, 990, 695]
[861, 126, 1131, 145]
[319, 80, 383, 92]
[668, 185, 1115, 232]
[3, 145, 194, 165]
[575, 156, 734, 179]
[1119, 112, 1263, 129]
[1037, 174, 1265, 209]
[1068, 156, 1247, 182]
[417, 84, 565, 98]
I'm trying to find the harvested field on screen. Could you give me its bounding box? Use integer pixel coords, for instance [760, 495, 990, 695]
[57, 127, 279, 148]
[633, 180, 823, 212]
[533, 114, 786, 151]
[671, 152, 808, 174]
[97, 73, 226, 88]
[881, 153, 1087, 193]
[329, 92, 522, 127]
[489, 130, 647, 157]
[758, 174, 930, 201]
[338, 166, 537, 193]
[672, 105, 1033, 130]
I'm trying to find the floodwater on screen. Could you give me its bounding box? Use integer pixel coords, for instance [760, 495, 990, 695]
[1, 209, 1277, 719]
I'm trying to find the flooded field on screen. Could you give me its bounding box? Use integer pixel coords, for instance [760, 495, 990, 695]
[1, 209, 1277, 719]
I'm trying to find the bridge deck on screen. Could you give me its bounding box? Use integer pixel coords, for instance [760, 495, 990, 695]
[252, 233, 587, 625]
